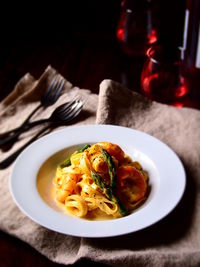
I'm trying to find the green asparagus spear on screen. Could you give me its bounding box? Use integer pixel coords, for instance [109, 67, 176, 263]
[91, 171, 113, 200]
[77, 144, 91, 153]
[91, 171, 127, 216]
[59, 156, 71, 168]
[114, 197, 127, 217]
[101, 148, 117, 191]
[59, 144, 91, 168]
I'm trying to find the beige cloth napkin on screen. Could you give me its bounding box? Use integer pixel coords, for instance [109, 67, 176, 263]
[1, 66, 200, 267]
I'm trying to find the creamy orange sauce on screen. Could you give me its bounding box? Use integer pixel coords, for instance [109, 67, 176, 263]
[36, 147, 113, 221]
[85, 209, 115, 221]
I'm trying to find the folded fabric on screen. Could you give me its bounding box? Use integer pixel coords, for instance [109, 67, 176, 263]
[1, 66, 200, 267]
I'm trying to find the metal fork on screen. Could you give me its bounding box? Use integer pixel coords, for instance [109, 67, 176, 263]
[0, 100, 83, 169]
[0, 100, 82, 147]
[0, 75, 65, 139]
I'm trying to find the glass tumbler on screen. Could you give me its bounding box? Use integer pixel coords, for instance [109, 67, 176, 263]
[140, 46, 190, 106]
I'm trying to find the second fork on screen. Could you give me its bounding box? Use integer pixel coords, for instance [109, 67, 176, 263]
[0, 100, 83, 147]
[0, 75, 65, 139]
[0, 100, 83, 169]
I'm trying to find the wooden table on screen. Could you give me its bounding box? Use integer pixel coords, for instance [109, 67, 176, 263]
[1, 1, 199, 266]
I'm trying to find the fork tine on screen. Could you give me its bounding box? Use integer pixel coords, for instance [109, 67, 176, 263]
[54, 78, 65, 99]
[58, 100, 82, 118]
[65, 106, 83, 123]
[63, 101, 82, 117]
[41, 75, 65, 106]
[53, 100, 77, 117]
[51, 77, 64, 98]
[62, 101, 83, 122]
[43, 76, 58, 99]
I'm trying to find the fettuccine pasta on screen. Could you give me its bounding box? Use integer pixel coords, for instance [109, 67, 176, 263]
[53, 142, 149, 219]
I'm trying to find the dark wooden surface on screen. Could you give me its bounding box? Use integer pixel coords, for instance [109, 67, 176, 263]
[0, 1, 199, 266]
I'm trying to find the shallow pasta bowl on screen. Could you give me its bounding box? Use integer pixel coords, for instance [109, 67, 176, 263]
[9, 124, 186, 238]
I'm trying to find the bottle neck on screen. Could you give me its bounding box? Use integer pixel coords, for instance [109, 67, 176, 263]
[183, 0, 200, 69]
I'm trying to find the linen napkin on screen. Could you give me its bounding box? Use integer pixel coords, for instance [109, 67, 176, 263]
[1, 66, 200, 267]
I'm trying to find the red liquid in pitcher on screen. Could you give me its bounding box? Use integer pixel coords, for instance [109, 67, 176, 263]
[141, 71, 189, 104]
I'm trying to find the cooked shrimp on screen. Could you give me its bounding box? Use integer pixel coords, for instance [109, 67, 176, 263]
[56, 173, 79, 202]
[85, 144, 108, 173]
[97, 142, 125, 162]
[117, 165, 147, 202]
[63, 173, 79, 192]
[92, 154, 108, 173]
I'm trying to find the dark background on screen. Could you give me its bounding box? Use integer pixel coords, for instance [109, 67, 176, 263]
[0, 0, 186, 100]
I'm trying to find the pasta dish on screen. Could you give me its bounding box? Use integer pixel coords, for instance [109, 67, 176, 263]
[53, 142, 149, 220]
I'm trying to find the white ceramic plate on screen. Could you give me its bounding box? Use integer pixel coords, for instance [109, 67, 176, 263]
[9, 125, 186, 238]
